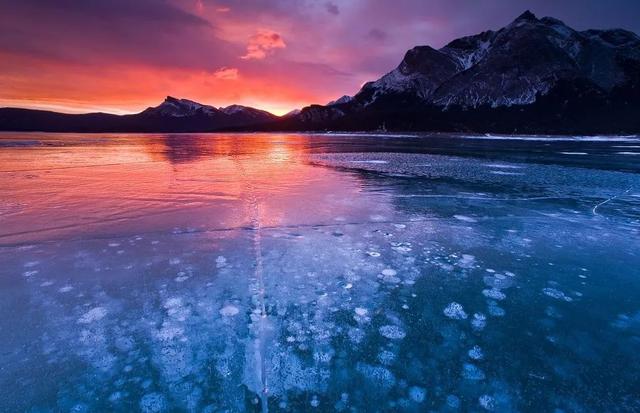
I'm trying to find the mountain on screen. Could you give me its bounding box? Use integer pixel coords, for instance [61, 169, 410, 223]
[282, 10, 640, 134]
[0, 96, 278, 132]
[327, 95, 354, 106]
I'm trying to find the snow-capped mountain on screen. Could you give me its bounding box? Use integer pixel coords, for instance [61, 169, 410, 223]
[327, 95, 353, 106]
[142, 97, 277, 124]
[142, 96, 220, 117]
[0, 97, 278, 132]
[355, 10, 639, 109]
[281, 108, 302, 118]
[218, 104, 276, 122]
[289, 10, 640, 134]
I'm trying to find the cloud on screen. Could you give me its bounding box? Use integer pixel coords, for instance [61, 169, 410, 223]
[213, 67, 239, 80]
[325, 2, 339, 16]
[240, 30, 286, 60]
[366, 28, 388, 42]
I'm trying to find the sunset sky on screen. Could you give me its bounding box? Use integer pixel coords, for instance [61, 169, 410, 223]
[1, 0, 639, 115]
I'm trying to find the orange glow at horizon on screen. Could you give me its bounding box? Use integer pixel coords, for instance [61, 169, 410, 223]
[0, 53, 328, 116]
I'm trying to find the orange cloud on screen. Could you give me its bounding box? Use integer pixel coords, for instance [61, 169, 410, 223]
[241, 30, 286, 60]
[213, 67, 239, 80]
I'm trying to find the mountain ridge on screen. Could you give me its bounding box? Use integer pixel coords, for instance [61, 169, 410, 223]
[279, 10, 640, 134]
[0, 96, 279, 132]
[1, 10, 639, 134]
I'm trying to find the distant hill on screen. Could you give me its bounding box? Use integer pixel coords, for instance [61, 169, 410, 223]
[0, 96, 278, 132]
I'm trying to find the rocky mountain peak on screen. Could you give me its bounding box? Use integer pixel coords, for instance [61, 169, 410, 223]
[514, 10, 538, 23]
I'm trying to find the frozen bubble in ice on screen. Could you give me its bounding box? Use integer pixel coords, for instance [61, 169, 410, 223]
[468, 345, 484, 360]
[383, 274, 401, 284]
[108, 242, 120, 247]
[157, 325, 184, 341]
[462, 363, 485, 380]
[394, 224, 406, 229]
[484, 276, 514, 290]
[377, 350, 397, 365]
[344, 283, 353, 289]
[391, 242, 412, 253]
[458, 254, 476, 269]
[220, 305, 239, 317]
[24, 261, 39, 268]
[355, 307, 368, 316]
[22, 270, 38, 277]
[40, 281, 54, 287]
[408, 386, 426, 403]
[174, 276, 189, 282]
[140, 393, 168, 413]
[482, 289, 506, 301]
[115, 336, 135, 352]
[446, 395, 461, 408]
[379, 325, 406, 340]
[313, 351, 333, 363]
[58, 286, 74, 293]
[382, 268, 397, 276]
[454, 215, 477, 223]
[216, 256, 227, 268]
[164, 297, 182, 309]
[78, 307, 107, 324]
[444, 302, 468, 320]
[70, 404, 89, 413]
[370, 214, 386, 221]
[487, 302, 505, 317]
[348, 327, 365, 344]
[542, 288, 573, 302]
[169, 258, 180, 265]
[356, 363, 396, 390]
[310, 395, 320, 407]
[479, 394, 495, 411]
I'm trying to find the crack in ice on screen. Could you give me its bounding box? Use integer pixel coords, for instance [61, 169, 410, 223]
[592, 188, 632, 216]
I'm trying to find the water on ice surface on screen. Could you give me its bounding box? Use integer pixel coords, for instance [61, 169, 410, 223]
[1, 132, 640, 412]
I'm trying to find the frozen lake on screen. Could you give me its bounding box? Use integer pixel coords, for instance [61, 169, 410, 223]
[1, 132, 639, 412]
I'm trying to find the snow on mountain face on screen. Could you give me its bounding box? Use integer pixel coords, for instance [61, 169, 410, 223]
[327, 95, 353, 106]
[351, 10, 640, 110]
[358, 46, 460, 105]
[282, 108, 302, 118]
[219, 105, 275, 121]
[141, 97, 277, 124]
[147, 96, 220, 117]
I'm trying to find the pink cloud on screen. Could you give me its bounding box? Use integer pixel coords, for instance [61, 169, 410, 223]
[241, 30, 286, 60]
[213, 67, 239, 80]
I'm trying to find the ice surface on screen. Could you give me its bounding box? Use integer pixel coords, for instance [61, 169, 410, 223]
[1, 132, 639, 412]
